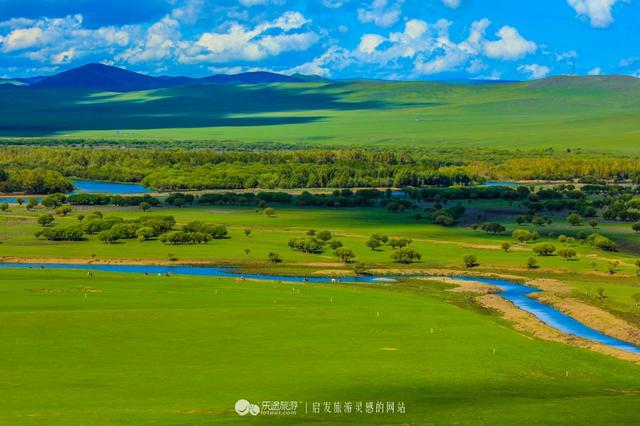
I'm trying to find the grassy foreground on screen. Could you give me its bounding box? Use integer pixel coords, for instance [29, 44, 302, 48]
[0, 269, 639, 425]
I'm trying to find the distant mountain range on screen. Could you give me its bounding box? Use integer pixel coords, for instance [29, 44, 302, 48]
[0, 63, 330, 92]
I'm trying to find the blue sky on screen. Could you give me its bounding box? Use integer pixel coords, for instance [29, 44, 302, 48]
[0, 0, 638, 80]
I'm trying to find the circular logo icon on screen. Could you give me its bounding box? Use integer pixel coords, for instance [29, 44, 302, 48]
[235, 399, 261, 416]
[250, 403, 261, 416]
[235, 399, 251, 416]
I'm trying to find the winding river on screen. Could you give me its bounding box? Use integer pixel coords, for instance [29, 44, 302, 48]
[1, 262, 638, 355]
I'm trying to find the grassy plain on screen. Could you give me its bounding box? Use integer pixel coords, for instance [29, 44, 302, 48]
[1, 202, 640, 320]
[2, 200, 640, 424]
[1, 269, 640, 425]
[1, 76, 640, 151]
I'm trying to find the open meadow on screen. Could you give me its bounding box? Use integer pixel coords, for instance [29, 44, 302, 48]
[1, 269, 640, 425]
[2, 77, 640, 152]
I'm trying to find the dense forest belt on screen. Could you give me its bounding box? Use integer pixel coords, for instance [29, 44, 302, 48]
[1, 146, 639, 193]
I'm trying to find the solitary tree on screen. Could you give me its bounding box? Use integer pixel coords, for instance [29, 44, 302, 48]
[557, 248, 577, 261]
[317, 230, 332, 242]
[567, 213, 583, 226]
[526, 257, 538, 270]
[139, 202, 151, 212]
[334, 248, 355, 263]
[56, 205, 72, 216]
[533, 243, 556, 257]
[264, 207, 275, 217]
[0, 203, 8, 212]
[330, 240, 343, 249]
[26, 198, 38, 210]
[512, 229, 535, 244]
[464, 254, 478, 268]
[481, 223, 506, 234]
[353, 262, 368, 275]
[244, 228, 252, 237]
[501, 242, 511, 252]
[532, 216, 546, 227]
[366, 236, 382, 251]
[268, 252, 282, 264]
[392, 248, 422, 264]
[37, 214, 55, 227]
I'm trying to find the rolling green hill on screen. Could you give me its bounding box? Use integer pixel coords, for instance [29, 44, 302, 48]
[1, 76, 639, 152]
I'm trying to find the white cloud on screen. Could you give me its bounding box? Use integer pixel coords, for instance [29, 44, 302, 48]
[357, 34, 386, 54]
[282, 46, 348, 77]
[442, 0, 461, 8]
[1, 27, 44, 52]
[323, 0, 347, 8]
[483, 26, 537, 60]
[0, 14, 135, 64]
[413, 18, 489, 75]
[358, 0, 404, 28]
[567, 0, 626, 28]
[52, 48, 76, 64]
[404, 19, 427, 38]
[588, 66, 602, 75]
[239, 0, 268, 5]
[177, 11, 318, 64]
[466, 59, 487, 74]
[619, 56, 639, 67]
[118, 16, 179, 63]
[518, 63, 551, 79]
[414, 49, 468, 74]
[340, 17, 534, 77]
[171, 0, 204, 25]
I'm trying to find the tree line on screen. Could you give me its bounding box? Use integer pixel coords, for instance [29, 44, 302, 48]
[3, 145, 640, 194]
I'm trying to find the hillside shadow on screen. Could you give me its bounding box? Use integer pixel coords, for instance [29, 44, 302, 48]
[0, 84, 427, 136]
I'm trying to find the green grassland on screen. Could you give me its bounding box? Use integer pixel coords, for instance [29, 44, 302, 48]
[2, 201, 640, 424]
[2, 76, 640, 151]
[1, 202, 640, 321]
[1, 270, 640, 425]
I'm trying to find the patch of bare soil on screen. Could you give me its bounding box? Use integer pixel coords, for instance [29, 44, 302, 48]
[419, 277, 499, 294]
[421, 276, 640, 363]
[479, 293, 640, 363]
[533, 293, 640, 347]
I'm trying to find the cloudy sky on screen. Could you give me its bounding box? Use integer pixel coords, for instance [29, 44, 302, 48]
[0, 0, 638, 80]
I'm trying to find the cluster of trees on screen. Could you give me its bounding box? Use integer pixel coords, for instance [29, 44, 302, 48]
[0, 168, 72, 194]
[55, 190, 394, 209]
[406, 186, 530, 202]
[3, 145, 640, 194]
[35, 225, 84, 241]
[510, 227, 618, 255]
[366, 233, 422, 264]
[36, 213, 233, 246]
[288, 229, 334, 254]
[423, 204, 466, 226]
[66, 194, 161, 208]
[0, 146, 482, 191]
[158, 221, 228, 245]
